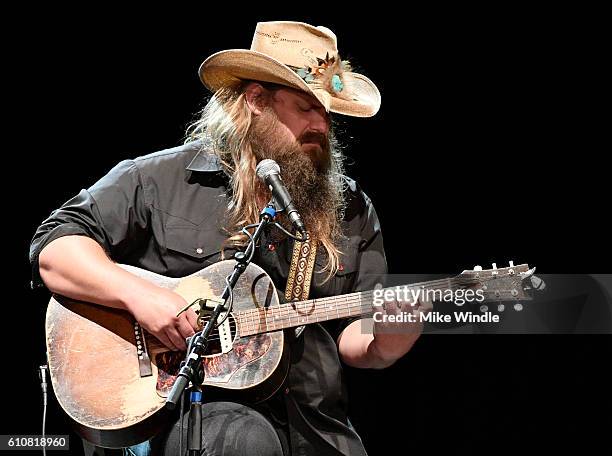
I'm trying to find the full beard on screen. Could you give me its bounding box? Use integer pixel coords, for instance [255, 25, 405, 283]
[247, 107, 344, 243]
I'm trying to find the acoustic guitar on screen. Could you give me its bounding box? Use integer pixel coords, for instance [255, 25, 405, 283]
[45, 260, 537, 447]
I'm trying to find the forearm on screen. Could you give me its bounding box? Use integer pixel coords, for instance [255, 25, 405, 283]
[366, 331, 421, 368]
[38, 235, 154, 312]
[338, 319, 421, 369]
[340, 332, 394, 370]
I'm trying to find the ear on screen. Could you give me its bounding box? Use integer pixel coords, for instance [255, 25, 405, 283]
[244, 82, 269, 116]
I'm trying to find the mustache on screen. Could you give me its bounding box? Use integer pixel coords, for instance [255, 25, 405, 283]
[299, 131, 329, 148]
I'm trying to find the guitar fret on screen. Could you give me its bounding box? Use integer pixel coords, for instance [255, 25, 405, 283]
[250, 306, 255, 335]
[308, 300, 314, 323]
[274, 303, 280, 330]
[284, 303, 289, 328]
[298, 301, 304, 325]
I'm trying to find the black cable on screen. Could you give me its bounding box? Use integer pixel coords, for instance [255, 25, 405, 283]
[214, 223, 257, 329]
[39, 364, 48, 456]
[213, 271, 235, 328]
[42, 395, 46, 456]
[241, 223, 259, 263]
[179, 386, 185, 456]
[273, 222, 307, 241]
[178, 331, 199, 456]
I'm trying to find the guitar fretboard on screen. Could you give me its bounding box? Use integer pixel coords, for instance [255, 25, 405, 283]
[235, 277, 460, 337]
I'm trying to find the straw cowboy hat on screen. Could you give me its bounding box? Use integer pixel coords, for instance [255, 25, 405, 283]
[199, 21, 381, 117]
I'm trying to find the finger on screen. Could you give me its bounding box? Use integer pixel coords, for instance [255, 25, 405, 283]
[185, 308, 200, 332]
[384, 300, 400, 315]
[156, 331, 179, 352]
[166, 327, 187, 351]
[400, 300, 417, 312]
[177, 314, 197, 339]
[417, 296, 434, 312]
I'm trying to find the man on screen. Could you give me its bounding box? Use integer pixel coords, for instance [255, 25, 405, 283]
[30, 21, 422, 455]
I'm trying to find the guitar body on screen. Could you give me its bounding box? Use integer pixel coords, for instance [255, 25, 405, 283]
[45, 260, 289, 448]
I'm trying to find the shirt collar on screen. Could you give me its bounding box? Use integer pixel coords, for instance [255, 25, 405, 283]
[185, 146, 224, 173]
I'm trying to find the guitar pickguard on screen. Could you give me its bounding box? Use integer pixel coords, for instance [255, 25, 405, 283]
[155, 334, 272, 396]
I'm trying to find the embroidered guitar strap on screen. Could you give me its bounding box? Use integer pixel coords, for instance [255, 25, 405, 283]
[285, 234, 318, 302]
[285, 234, 317, 338]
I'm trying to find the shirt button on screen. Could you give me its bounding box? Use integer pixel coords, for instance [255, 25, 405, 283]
[196, 248, 203, 254]
[268, 243, 276, 251]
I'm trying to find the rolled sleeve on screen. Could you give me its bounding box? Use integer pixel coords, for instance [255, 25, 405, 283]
[29, 160, 149, 289]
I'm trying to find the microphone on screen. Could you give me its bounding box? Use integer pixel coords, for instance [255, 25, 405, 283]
[256, 159, 307, 236]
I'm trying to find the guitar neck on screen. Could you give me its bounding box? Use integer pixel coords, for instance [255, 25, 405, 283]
[236, 277, 457, 337]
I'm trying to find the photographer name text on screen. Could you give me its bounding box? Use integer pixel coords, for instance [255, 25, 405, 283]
[372, 311, 500, 323]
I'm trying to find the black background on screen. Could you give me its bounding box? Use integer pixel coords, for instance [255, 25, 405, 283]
[7, 6, 611, 455]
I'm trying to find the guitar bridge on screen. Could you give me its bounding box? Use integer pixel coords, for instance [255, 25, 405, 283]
[134, 321, 152, 377]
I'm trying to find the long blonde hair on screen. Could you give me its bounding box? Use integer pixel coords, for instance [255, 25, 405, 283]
[185, 81, 346, 278]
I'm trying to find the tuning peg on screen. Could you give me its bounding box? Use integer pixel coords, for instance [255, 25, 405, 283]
[514, 303, 523, 311]
[480, 305, 489, 313]
[492, 263, 497, 269]
[497, 304, 505, 312]
[509, 260, 515, 267]
[473, 265, 483, 271]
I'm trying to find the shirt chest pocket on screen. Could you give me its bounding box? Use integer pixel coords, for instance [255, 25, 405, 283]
[162, 226, 226, 275]
[311, 249, 359, 297]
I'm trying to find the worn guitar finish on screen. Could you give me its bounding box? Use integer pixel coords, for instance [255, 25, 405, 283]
[46, 260, 288, 448]
[46, 260, 535, 448]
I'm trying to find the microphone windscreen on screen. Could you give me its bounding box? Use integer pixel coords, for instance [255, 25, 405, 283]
[256, 159, 281, 181]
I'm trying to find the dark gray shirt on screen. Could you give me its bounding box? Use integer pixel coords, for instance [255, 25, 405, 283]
[30, 141, 387, 455]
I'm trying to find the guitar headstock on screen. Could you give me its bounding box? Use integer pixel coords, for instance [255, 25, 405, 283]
[456, 261, 542, 311]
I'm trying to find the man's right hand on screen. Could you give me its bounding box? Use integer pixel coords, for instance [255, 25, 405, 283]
[125, 285, 199, 352]
[39, 236, 200, 352]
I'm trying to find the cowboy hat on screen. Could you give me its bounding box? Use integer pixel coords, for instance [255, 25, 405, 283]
[199, 21, 381, 117]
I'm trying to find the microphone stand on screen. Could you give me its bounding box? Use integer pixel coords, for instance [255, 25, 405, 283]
[165, 203, 278, 456]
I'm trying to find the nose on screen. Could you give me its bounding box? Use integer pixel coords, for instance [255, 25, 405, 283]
[308, 109, 330, 135]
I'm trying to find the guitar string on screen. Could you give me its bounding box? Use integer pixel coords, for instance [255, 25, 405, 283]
[146, 272, 523, 345]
